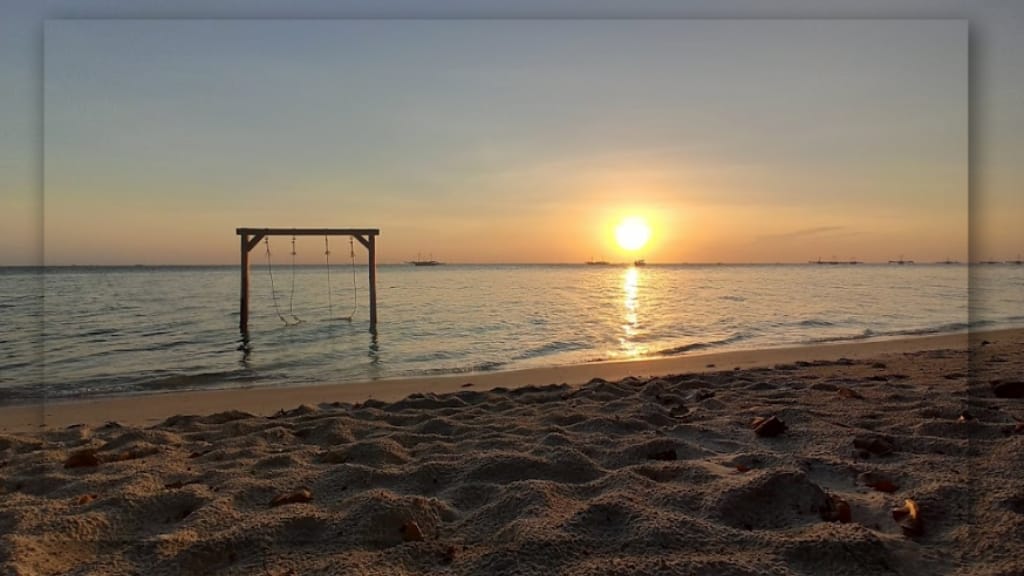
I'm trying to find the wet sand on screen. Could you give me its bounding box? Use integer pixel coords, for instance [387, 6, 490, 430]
[0, 328, 1022, 575]
[0, 329, 1004, 433]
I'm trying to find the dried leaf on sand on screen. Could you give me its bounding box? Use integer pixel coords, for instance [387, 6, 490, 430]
[269, 488, 313, 507]
[64, 449, 100, 469]
[891, 498, 923, 536]
[868, 480, 899, 493]
[837, 387, 864, 399]
[859, 472, 900, 493]
[853, 436, 894, 456]
[751, 416, 787, 437]
[820, 494, 852, 523]
[647, 449, 677, 461]
[76, 493, 98, 505]
[401, 521, 424, 542]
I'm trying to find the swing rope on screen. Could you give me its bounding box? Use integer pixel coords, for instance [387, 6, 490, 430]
[325, 236, 334, 319]
[344, 236, 358, 320]
[288, 236, 302, 324]
[324, 235, 358, 322]
[264, 237, 290, 326]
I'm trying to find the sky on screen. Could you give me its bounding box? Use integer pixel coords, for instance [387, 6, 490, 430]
[2, 1, 1021, 265]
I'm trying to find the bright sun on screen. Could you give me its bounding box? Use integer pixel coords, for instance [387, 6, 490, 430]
[615, 216, 651, 251]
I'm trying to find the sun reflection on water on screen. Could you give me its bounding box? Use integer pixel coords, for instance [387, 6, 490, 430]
[618, 266, 646, 358]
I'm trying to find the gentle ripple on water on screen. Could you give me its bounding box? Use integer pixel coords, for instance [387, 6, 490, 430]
[0, 263, 1020, 403]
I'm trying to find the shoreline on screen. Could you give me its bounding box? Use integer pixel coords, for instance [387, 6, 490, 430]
[1, 326, 1021, 574]
[1, 327, 1013, 434]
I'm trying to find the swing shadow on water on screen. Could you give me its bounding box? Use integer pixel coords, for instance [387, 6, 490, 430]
[236, 314, 382, 384]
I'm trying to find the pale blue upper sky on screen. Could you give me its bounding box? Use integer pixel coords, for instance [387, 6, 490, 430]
[2, 1, 1021, 264]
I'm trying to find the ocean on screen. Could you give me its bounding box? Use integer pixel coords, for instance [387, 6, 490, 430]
[0, 263, 1021, 404]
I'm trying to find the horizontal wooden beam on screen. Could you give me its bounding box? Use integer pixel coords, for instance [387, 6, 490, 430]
[236, 227, 379, 237]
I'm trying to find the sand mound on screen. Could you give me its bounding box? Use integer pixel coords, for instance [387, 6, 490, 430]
[1, 334, 1023, 574]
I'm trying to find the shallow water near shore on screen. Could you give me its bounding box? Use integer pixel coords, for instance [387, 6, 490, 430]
[0, 263, 1020, 402]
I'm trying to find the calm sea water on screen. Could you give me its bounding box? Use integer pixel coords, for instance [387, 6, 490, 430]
[1, 264, 1021, 404]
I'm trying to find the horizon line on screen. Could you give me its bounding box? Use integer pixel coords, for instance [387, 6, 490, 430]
[1, 260, 999, 268]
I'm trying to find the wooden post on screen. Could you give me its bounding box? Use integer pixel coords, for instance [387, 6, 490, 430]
[368, 234, 377, 330]
[240, 232, 250, 333]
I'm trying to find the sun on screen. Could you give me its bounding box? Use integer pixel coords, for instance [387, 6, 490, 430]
[615, 216, 651, 251]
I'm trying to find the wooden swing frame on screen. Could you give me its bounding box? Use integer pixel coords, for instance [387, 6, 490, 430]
[236, 228, 379, 333]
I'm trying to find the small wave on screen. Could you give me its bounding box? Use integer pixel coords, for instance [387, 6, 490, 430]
[81, 327, 118, 337]
[511, 340, 587, 361]
[142, 370, 261, 392]
[0, 386, 46, 404]
[417, 360, 507, 376]
[797, 319, 835, 328]
[890, 322, 974, 337]
[0, 370, 269, 403]
[801, 321, 975, 345]
[406, 350, 460, 363]
[655, 332, 749, 356]
[0, 360, 33, 373]
[148, 339, 194, 352]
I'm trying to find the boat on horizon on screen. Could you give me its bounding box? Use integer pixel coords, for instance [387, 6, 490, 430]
[810, 257, 861, 265]
[408, 253, 442, 266]
[888, 256, 915, 265]
[633, 259, 646, 267]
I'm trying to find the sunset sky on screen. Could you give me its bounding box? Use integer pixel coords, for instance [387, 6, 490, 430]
[9, 10, 1016, 265]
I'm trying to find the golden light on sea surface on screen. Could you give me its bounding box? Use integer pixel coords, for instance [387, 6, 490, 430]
[615, 216, 651, 251]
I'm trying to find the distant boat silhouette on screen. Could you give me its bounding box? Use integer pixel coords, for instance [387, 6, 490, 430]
[888, 255, 915, 265]
[408, 253, 442, 266]
[633, 259, 646, 267]
[810, 257, 861, 265]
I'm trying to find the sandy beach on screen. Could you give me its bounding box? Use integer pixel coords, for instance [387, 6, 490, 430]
[1, 328, 1022, 575]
